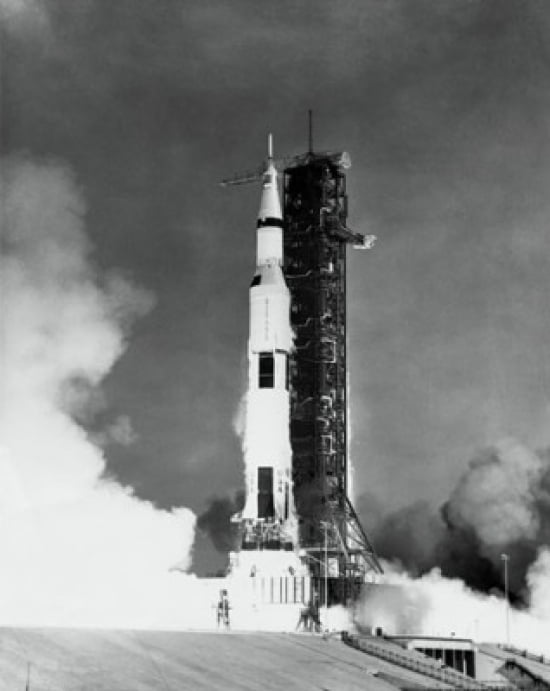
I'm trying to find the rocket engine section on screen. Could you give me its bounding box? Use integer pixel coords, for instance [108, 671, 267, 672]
[240, 137, 296, 551]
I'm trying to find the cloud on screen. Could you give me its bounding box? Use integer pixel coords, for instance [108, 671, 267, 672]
[526, 547, 550, 621]
[0, 0, 50, 36]
[0, 154, 198, 628]
[197, 491, 244, 554]
[91, 414, 138, 448]
[360, 559, 550, 655]
[371, 500, 446, 575]
[363, 438, 550, 600]
[446, 439, 544, 547]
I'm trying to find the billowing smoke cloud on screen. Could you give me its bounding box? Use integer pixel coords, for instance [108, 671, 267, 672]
[360, 553, 550, 655]
[357, 438, 550, 652]
[370, 500, 446, 576]
[197, 490, 244, 553]
[526, 547, 550, 621]
[363, 438, 550, 600]
[446, 440, 544, 546]
[0, 155, 204, 628]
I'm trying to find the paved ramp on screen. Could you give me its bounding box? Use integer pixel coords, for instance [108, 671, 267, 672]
[0, 628, 410, 691]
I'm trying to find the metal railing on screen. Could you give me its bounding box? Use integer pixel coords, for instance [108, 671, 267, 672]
[342, 633, 486, 689]
[497, 644, 550, 668]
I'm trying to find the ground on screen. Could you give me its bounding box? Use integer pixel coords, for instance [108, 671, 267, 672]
[0, 628, 443, 691]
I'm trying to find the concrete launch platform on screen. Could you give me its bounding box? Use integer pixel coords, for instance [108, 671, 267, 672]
[0, 628, 458, 691]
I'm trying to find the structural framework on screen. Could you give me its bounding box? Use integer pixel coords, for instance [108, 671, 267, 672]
[283, 148, 382, 600]
[222, 126, 382, 604]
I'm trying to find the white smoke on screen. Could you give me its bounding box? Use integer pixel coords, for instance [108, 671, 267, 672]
[446, 438, 544, 548]
[526, 547, 550, 621]
[359, 558, 550, 656]
[357, 437, 550, 656]
[0, 155, 206, 629]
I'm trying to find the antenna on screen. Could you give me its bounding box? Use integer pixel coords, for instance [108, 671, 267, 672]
[220, 119, 351, 186]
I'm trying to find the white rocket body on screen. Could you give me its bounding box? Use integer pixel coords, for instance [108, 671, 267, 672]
[241, 141, 295, 543]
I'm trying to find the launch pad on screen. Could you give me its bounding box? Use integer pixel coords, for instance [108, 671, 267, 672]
[221, 125, 382, 613]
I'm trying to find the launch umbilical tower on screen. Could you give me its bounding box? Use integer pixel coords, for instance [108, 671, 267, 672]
[283, 146, 382, 600]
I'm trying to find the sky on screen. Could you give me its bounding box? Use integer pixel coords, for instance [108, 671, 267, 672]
[2, 0, 550, 577]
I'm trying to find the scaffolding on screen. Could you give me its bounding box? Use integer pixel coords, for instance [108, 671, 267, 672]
[283, 152, 382, 585]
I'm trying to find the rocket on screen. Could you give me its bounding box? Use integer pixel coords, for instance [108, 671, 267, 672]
[240, 135, 295, 549]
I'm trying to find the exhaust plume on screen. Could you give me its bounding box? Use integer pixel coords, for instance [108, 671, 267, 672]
[358, 439, 550, 653]
[364, 438, 550, 599]
[0, 155, 202, 629]
[445, 438, 544, 550]
[197, 491, 244, 553]
[359, 555, 550, 655]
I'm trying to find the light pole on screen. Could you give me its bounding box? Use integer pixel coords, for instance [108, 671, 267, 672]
[324, 522, 328, 615]
[501, 553, 510, 647]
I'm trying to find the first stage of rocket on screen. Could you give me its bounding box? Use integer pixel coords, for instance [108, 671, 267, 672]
[239, 136, 296, 550]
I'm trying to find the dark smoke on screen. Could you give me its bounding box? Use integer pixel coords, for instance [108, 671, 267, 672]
[372, 500, 446, 575]
[360, 439, 550, 604]
[197, 490, 245, 553]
